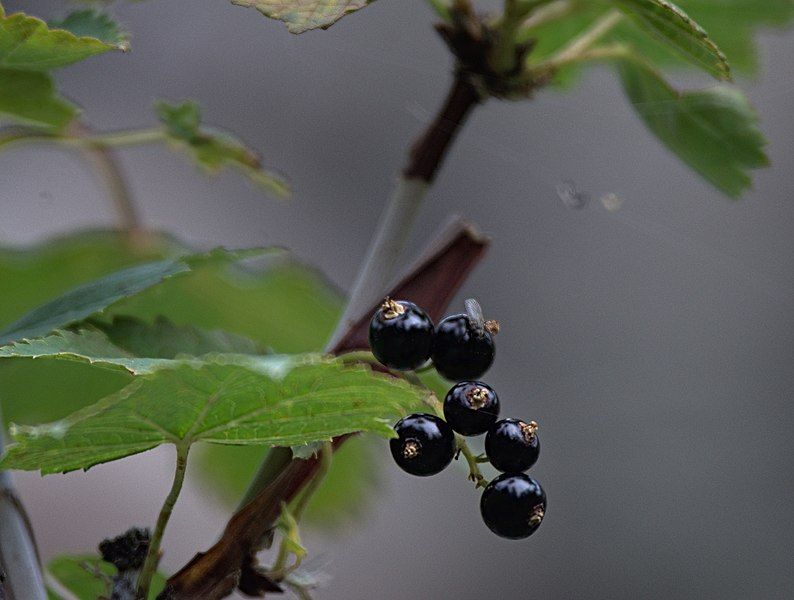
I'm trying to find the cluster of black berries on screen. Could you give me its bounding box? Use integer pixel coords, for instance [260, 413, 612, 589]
[369, 298, 547, 540]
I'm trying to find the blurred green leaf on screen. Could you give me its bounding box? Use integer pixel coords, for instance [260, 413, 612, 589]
[0, 231, 180, 332]
[0, 69, 76, 129]
[0, 247, 271, 345]
[49, 9, 129, 51]
[91, 315, 265, 357]
[230, 0, 373, 34]
[524, 0, 794, 78]
[197, 434, 382, 528]
[155, 100, 290, 197]
[614, 0, 730, 79]
[0, 4, 121, 71]
[618, 58, 768, 197]
[0, 352, 423, 474]
[46, 555, 165, 600]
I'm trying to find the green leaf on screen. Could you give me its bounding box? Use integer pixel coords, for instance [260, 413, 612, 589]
[230, 0, 373, 33]
[49, 9, 129, 51]
[614, 0, 730, 79]
[0, 247, 271, 345]
[523, 0, 794, 79]
[0, 5, 122, 71]
[0, 231, 181, 332]
[618, 58, 768, 197]
[0, 230, 377, 526]
[46, 555, 165, 600]
[0, 355, 423, 474]
[0, 68, 76, 129]
[91, 315, 266, 357]
[155, 100, 289, 197]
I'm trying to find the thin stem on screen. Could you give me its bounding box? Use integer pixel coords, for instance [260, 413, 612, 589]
[546, 9, 623, 65]
[540, 43, 632, 70]
[0, 127, 165, 151]
[517, 0, 574, 40]
[70, 122, 145, 234]
[456, 434, 488, 488]
[0, 404, 47, 600]
[426, 392, 487, 488]
[493, 0, 524, 72]
[136, 445, 190, 600]
[269, 443, 332, 580]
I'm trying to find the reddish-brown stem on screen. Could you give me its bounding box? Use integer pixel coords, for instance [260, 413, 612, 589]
[404, 75, 481, 182]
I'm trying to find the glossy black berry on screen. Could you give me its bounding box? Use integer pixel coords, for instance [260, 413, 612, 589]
[369, 299, 434, 370]
[485, 418, 540, 473]
[443, 381, 500, 436]
[431, 314, 495, 381]
[390, 413, 455, 476]
[480, 473, 546, 539]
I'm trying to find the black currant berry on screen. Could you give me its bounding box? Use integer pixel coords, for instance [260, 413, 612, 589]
[485, 418, 540, 473]
[431, 314, 495, 381]
[390, 413, 455, 476]
[480, 473, 546, 539]
[369, 298, 434, 371]
[443, 381, 500, 436]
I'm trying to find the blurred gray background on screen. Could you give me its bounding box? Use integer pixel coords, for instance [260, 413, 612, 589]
[2, 0, 794, 598]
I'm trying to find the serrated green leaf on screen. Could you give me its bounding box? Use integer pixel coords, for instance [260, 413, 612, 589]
[0, 230, 375, 527]
[49, 9, 129, 51]
[0, 247, 271, 345]
[155, 100, 289, 197]
[0, 329, 172, 375]
[614, 0, 730, 79]
[523, 0, 794, 81]
[618, 58, 768, 197]
[46, 555, 165, 600]
[0, 68, 77, 129]
[0, 5, 121, 71]
[231, 0, 372, 33]
[0, 356, 422, 474]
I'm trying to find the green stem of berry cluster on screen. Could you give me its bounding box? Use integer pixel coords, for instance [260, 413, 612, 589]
[337, 353, 489, 487]
[424, 391, 489, 488]
[268, 442, 332, 581]
[136, 445, 190, 600]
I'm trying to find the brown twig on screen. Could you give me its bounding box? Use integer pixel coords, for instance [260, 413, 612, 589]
[159, 218, 489, 600]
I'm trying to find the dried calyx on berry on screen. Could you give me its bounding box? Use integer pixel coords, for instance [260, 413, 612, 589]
[390, 413, 456, 476]
[485, 418, 540, 473]
[443, 381, 500, 436]
[369, 298, 434, 371]
[480, 473, 547, 539]
[432, 298, 497, 381]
